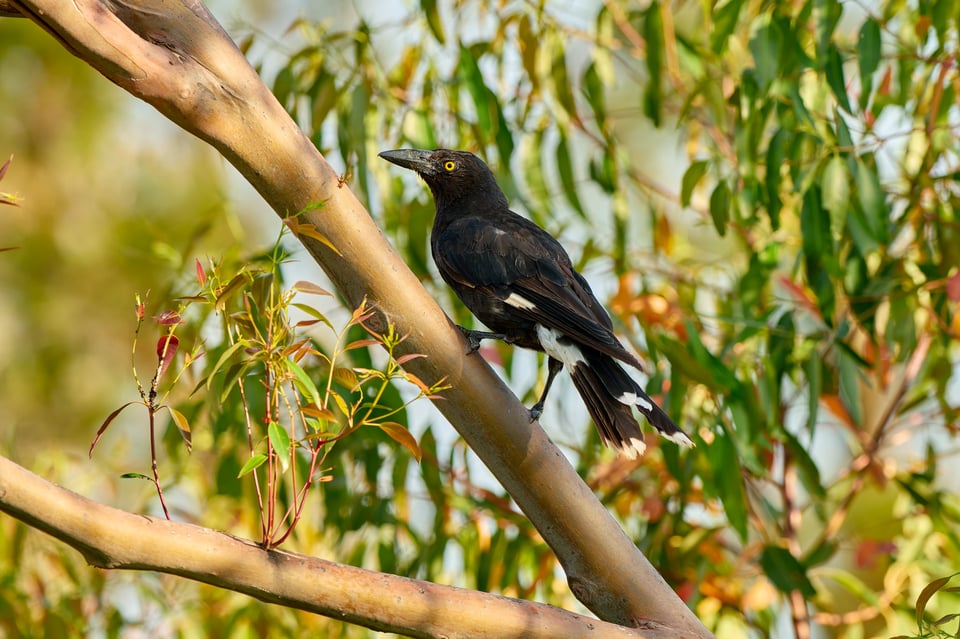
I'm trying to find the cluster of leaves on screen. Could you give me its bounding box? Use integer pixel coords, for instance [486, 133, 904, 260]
[90, 229, 446, 549]
[253, 0, 960, 636]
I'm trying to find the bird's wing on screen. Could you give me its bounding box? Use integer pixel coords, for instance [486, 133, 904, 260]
[434, 215, 640, 366]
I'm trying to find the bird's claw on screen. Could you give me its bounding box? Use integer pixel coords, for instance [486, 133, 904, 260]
[456, 326, 483, 354]
[455, 326, 506, 355]
[527, 403, 544, 423]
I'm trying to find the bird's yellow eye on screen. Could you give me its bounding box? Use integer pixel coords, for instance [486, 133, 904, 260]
[443, 160, 457, 172]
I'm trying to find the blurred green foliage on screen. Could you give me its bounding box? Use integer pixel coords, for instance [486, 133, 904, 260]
[2, 0, 960, 637]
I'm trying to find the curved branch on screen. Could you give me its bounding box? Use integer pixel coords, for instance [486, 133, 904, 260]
[0, 456, 673, 639]
[5, 1, 712, 636]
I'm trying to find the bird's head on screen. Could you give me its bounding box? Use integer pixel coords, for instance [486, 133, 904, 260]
[378, 148, 506, 211]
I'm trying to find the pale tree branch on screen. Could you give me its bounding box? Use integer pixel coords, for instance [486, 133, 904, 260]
[1, 1, 713, 636]
[0, 456, 676, 639]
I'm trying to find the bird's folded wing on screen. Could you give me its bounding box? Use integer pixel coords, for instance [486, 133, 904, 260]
[435, 217, 641, 367]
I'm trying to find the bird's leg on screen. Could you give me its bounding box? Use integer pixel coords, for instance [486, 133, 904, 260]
[528, 357, 563, 422]
[456, 325, 508, 354]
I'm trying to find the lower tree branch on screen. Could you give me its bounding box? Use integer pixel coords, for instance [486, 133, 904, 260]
[0, 455, 674, 639]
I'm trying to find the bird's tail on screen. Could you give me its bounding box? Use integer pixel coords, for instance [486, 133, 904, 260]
[568, 349, 694, 459]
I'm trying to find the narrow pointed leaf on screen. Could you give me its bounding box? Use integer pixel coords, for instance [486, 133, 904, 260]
[268, 421, 291, 471]
[285, 358, 322, 407]
[377, 421, 422, 461]
[238, 453, 268, 477]
[90, 402, 138, 457]
[916, 574, 958, 627]
[167, 407, 193, 452]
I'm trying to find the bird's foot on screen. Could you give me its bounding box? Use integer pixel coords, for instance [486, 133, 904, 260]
[527, 402, 545, 423]
[456, 326, 507, 355]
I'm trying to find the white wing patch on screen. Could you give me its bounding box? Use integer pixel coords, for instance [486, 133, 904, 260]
[535, 325, 585, 369]
[504, 293, 537, 310]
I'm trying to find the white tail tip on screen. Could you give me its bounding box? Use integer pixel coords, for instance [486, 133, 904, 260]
[617, 437, 647, 459]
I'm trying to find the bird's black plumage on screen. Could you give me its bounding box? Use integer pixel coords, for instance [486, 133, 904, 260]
[379, 148, 693, 458]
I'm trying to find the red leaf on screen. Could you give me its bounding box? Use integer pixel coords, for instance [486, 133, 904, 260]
[855, 539, 896, 569]
[394, 352, 426, 366]
[153, 310, 183, 325]
[0, 155, 11, 181]
[377, 421, 422, 461]
[195, 258, 207, 287]
[947, 270, 960, 302]
[157, 335, 180, 378]
[292, 280, 332, 296]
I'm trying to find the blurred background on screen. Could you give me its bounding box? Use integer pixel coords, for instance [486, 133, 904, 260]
[1, 1, 959, 637]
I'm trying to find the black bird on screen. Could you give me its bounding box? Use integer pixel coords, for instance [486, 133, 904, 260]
[379, 148, 693, 458]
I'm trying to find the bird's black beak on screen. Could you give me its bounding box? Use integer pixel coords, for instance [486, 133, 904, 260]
[378, 149, 436, 175]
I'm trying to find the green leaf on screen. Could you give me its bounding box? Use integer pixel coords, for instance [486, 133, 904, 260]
[268, 421, 291, 471]
[556, 134, 586, 219]
[309, 71, 339, 127]
[801, 187, 830, 261]
[749, 17, 781, 90]
[709, 180, 730, 236]
[273, 66, 295, 109]
[857, 18, 881, 82]
[707, 426, 748, 540]
[238, 453, 268, 478]
[782, 429, 824, 497]
[686, 323, 739, 393]
[421, 0, 445, 44]
[803, 540, 838, 569]
[764, 129, 788, 229]
[215, 272, 251, 312]
[853, 156, 887, 244]
[517, 15, 538, 92]
[582, 63, 607, 130]
[821, 154, 850, 240]
[834, 109, 853, 148]
[458, 46, 492, 132]
[285, 358, 322, 407]
[120, 473, 152, 481]
[589, 153, 617, 194]
[711, 0, 745, 53]
[643, 2, 664, 126]
[825, 44, 852, 113]
[838, 348, 863, 426]
[547, 34, 576, 123]
[681, 160, 709, 208]
[760, 545, 817, 598]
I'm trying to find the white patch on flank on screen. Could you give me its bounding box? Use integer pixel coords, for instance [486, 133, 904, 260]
[618, 437, 647, 459]
[504, 293, 537, 310]
[535, 325, 585, 369]
[616, 390, 653, 412]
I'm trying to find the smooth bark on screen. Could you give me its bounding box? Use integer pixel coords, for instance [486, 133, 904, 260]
[0, 456, 682, 639]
